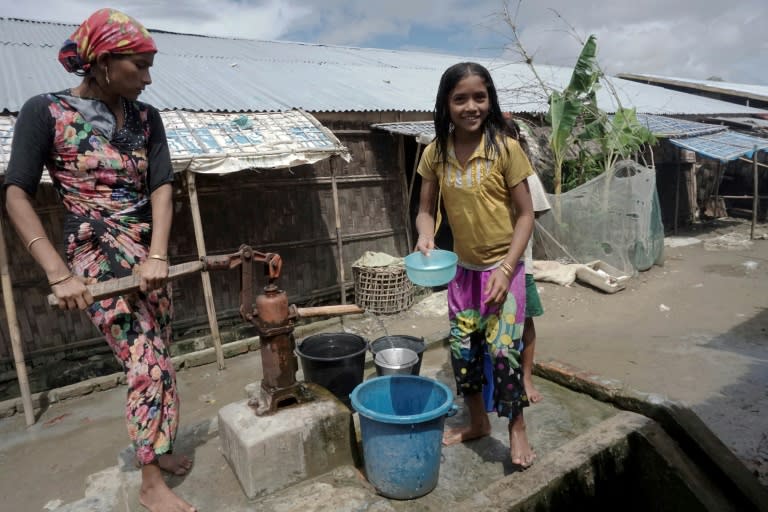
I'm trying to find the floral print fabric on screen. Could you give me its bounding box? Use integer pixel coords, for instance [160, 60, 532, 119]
[447, 262, 529, 420]
[48, 93, 178, 465]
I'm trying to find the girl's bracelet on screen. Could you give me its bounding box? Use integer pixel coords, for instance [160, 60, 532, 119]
[499, 262, 514, 278]
[149, 254, 168, 262]
[48, 273, 74, 287]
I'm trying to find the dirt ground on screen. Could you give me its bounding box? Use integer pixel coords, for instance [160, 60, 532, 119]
[533, 217, 768, 486]
[0, 217, 766, 511]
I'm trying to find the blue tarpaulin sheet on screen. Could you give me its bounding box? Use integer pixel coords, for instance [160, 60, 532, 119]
[634, 113, 726, 138]
[669, 131, 768, 162]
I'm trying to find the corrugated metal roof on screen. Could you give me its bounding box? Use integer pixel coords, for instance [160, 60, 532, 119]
[618, 73, 768, 102]
[669, 131, 768, 162]
[374, 115, 729, 140]
[371, 121, 434, 138]
[704, 116, 768, 131]
[1, 17, 766, 116]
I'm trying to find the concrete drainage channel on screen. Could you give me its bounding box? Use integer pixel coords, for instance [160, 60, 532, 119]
[32, 335, 768, 511]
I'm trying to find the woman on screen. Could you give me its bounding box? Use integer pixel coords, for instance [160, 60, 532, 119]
[4, 9, 195, 512]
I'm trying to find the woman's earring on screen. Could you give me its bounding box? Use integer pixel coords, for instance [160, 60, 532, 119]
[105, 67, 110, 86]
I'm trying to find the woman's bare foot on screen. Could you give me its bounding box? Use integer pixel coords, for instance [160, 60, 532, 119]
[524, 376, 543, 404]
[509, 414, 536, 468]
[140, 464, 196, 512]
[158, 453, 193, 476]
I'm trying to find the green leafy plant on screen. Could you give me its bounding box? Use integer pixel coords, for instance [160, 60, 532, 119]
[502, 2, 657, 193]
[546, 35, 600, 194]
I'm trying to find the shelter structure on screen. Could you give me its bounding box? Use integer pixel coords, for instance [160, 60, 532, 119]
[1, 16, 767, 422]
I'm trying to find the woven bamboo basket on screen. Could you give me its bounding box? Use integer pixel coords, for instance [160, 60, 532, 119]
[352, 265, 415, 314]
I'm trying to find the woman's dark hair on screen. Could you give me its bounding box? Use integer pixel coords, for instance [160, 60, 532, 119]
[433, 62, 514, 163]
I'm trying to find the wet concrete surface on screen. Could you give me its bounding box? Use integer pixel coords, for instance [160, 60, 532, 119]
[2, 222, 767, 510]
[37, 342, 620, 511]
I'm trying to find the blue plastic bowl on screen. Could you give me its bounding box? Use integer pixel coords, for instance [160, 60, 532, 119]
[404, 249, 458, 287]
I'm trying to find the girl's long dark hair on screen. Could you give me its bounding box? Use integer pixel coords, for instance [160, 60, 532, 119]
[433, 62, 515, 163]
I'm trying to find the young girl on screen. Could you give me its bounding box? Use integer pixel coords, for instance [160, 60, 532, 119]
[415, 62, 536, 467]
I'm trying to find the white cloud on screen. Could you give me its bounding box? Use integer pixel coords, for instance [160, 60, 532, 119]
[2, 0, 766, 84]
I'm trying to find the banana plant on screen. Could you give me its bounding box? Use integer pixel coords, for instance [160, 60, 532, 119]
[546, 34, 600, 195]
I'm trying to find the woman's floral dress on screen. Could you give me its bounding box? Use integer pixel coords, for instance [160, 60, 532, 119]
[6, 91, 177, 465]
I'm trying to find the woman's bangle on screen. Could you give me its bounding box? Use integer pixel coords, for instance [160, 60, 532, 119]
[48, 273, 74, 287]
[26, 236, 47, 252]
[149, 254, 168, 262]
[499, 262, 514, 278]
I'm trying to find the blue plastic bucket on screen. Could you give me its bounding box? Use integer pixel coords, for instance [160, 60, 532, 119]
[350, 375, 457, 499]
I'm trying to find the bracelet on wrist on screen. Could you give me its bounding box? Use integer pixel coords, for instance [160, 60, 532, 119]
[48, 273, 74, 287]
[26, 236, 47, 252]
[149, 254, 168, 262]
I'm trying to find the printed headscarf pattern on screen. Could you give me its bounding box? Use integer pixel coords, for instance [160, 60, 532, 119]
[58, 8, 157, 75]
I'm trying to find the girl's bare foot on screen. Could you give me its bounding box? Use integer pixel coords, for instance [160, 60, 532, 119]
[140, 464, 196, 512]
[509, 414, 536, 468]
[443, 392, 492, 445]
[524, 376, 543, 404]
[158, 453, 194, 476]
[442, 423, 491, 446]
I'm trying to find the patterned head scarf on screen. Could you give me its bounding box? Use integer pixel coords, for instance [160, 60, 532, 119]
[58, 8, 157, 75]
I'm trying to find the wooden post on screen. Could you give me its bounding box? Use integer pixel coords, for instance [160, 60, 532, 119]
[752, 149, 759, 240]
[714, 162, 724, 218]
[185, 170, 225, 370]
[407, 143, 423, 206]
[330, 157, 346, 305]
[0, 212, 35, 426]
[674, 151, 681, 235]
[397, 135, 413, 250]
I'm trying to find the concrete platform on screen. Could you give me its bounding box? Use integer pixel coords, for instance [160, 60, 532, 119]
[2, 288, 767, 511]
[41, 344, 624, 511]
[219, 382, 355, 499]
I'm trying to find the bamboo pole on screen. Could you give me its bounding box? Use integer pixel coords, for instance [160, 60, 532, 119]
[752, 149, 758, 240]
[738, 157, 768, 169]
[714, 162, 724, 218]
[397, 135, 413, 250]
[330, 157, 346, 305]
[0, 211, 35, 426]
[674, 151, 681, 235]
[186, 171, 225, 370]
[407, 143, 423, 207]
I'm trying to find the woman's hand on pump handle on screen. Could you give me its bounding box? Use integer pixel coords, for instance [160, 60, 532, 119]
[51, 274, 93, 311]
[137, 256, 169, 292]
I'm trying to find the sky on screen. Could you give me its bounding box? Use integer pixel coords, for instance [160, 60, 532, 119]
[3, 0, 767, 85]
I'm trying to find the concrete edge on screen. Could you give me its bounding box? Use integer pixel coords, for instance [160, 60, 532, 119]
[460, 411, 652, 510]
[535, 359, 768, 511]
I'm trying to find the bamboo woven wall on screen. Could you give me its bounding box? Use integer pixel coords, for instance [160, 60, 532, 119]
[0, 113, 424, 363]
